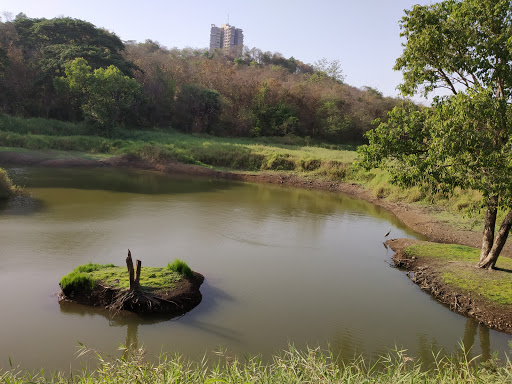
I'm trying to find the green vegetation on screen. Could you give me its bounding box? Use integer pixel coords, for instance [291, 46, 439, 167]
[404, 243, 512, 306]
[0, 111, 496, 233]
[59, 263, 183, 293]
[54, 58, 141, 136]
[2, 345, 512, 383]
[359, 0, 512, 269]
[0, 167, 17, 199]
[0, 113, 356, 172]
[89, 265, 182, 290]
[167, 259, 193, 278]
[59, 272, 96, 295]
[0, 14, 401, 143]
[0, 108, 500, 235]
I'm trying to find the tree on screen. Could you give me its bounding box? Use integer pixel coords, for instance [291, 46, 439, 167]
[358, 0, 512, 269]
[173, 84, 221, 133]
[313, 58, 344, 83]
[55, 58, 141, 135]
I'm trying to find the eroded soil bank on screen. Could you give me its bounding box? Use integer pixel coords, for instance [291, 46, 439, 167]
[388, 238, 512, 334]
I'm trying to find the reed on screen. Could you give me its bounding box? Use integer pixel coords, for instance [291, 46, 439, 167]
[1, 345, 511, 383]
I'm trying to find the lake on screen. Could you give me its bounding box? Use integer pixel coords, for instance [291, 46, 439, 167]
[0, 166, 510, 371]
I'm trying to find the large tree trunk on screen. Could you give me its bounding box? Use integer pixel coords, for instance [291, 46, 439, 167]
[479, 196, 498, 263]
[478, 211, 512, 270]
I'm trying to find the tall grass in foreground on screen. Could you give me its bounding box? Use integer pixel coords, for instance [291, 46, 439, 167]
[2, 345, 512, 383]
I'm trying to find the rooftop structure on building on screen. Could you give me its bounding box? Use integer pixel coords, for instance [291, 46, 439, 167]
[210, 23, 244, 56]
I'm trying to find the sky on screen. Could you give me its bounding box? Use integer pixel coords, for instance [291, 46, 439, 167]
[1, 0, 436, 102]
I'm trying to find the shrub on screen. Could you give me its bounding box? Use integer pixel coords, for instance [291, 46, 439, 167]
[167, 259, 193, 278]
[0, 168, 17, 199]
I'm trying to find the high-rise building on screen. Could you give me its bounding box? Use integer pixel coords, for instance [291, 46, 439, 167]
[209, 24, 244, 55]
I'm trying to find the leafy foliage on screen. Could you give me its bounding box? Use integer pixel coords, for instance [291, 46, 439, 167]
[173, 84, 221, 134]
[55, 58, 141, 135]
[0, 15, 401, 143]
[360, 0, 512, 268]
[13, 15, 137, 79]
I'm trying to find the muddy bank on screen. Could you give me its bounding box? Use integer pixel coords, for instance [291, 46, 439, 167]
[59, 272, 204, 317]
[388, 238, 512, 334]
[0, 149, 496, 255]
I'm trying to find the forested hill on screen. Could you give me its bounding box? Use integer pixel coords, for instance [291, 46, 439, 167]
[0, 14, 406, 143]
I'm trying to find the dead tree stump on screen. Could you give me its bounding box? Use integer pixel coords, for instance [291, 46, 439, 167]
[126, 249, 141, 291]
[135, 259, 141, 290]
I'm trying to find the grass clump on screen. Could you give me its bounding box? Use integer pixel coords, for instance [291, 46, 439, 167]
[60, 263, 116, 294]
[74, 263, 109, 273]
[59, 272, 96, 295]
[167, 259, 193, 278]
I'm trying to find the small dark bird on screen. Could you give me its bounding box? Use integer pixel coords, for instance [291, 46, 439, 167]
[384, 226, 392, 237]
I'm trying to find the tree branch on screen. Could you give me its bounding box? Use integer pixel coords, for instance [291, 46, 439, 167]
[437, 69, 457, 95]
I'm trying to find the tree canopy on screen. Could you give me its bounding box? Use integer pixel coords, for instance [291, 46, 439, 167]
[0, 14, 400, 143]
[55, 58, 141, 135]
[13, 14, 137, 78]
[359, 0, 512, 269]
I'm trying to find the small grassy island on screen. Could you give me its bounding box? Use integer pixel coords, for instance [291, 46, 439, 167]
[59, 251, 203, 316]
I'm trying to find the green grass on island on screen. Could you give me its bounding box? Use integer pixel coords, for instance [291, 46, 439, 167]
[403, 243, 512, 306]
[60, 260, 193, 295]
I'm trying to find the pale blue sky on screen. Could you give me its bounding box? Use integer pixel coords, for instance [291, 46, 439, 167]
[1, 0, 435, 101]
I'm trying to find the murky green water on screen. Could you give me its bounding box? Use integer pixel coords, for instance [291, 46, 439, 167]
[0, 167, 510, 371]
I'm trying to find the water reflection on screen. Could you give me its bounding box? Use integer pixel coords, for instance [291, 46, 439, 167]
[5, 167, 426, 239]
[9, 167, 234, 196]
[415, 318, 491, 367]
[462, 318, 491, 361]
[58, 279, 239, 357]
[0, 194, 45, 215]
[59, 301, 176, 357]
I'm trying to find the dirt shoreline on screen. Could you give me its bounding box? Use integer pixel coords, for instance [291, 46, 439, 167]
[387, 238, 512, 334]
